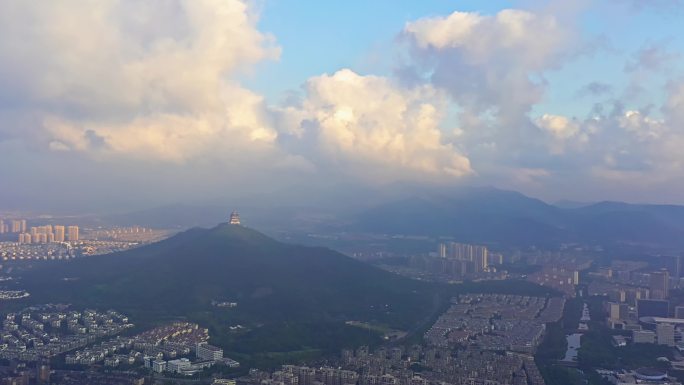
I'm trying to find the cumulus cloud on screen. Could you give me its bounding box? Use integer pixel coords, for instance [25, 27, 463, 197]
[280, 69, 472, 181]
[618, 110, 666, 141]
[536, 114, 582, 140]
[0, 0, 279, 162]
[404, 9, 568, 69]
[402, 8, 574, 129]
[534, 114, 590, 154]
[396, 5, 589, 191]
[397, 7, 595, 193]
[527, 86, 684, 193]
[394, 6, 684, 202]
[0, 0, 484, 198]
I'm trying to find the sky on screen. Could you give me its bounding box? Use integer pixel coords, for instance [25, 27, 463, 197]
[1, 0, 684, 212]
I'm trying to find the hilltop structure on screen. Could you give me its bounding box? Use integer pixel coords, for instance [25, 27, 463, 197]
[229, 211, 240, 225]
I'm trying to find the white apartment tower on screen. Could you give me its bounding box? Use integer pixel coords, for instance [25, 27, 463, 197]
[197, 342, 223, 361]
[67, 226, 79, 241]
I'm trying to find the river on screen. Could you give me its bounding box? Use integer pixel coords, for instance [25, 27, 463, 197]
[561, 302, 590, 363]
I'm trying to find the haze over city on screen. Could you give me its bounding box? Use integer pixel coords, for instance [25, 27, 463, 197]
[1, 0, 684, 211]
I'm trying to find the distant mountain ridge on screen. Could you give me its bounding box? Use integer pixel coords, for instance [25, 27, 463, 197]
[351, 187, 684, 249]
[99, 187, 684, 250]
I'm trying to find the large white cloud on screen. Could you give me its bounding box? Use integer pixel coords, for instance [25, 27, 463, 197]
[0, 0, 479, 188]
[403, 8, 573, 127]
[529, 91, 684, 190]
[398, 7, 588, 194]
[280, 69, 472, 181]
[405, 9, 567, 70]
[0, 0, 279, 161]
[534, 114, 591, 154]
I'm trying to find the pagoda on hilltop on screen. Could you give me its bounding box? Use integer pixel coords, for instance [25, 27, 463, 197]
[229, 211, 241, 225]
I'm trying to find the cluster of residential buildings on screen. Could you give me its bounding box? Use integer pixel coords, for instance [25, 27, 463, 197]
[402, 242, 506, 281]
[0, 238, 151, 262]
[243, 294, 562, 385]
[147, 341, 238, 376]
[586, 259, 684, 371]
[63, 321, 239, 376]
[425, 294, 564, 353]
[0, 219, 172, 262]
[588, 259, 684, 347]
[16, 225, 79, 244]
[0, 242, 74, 261]
[589, 258, 684, 304]
[87, 227, 171, 243]
[511, 253, 592, 297]
[247, 345, 543, 385]
[526, 266, 580, 297]
[65, 335, 138, 366]
[43, 370, 146, 385]
[597, 368, 682, 385]
[588, 280, 651, 305]
[0, 219, 27, 234]
[0, 362, 52, 385]
[0, 306, 132, 362]
[437, 243, 490, 271]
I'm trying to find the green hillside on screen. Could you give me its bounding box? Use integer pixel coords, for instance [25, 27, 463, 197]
[21, 224, 443, 360]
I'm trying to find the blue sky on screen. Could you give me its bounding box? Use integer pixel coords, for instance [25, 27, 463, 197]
[249, 0, 684, 115]
[246, 0, 684, 112]
[247, 0, 516, 100]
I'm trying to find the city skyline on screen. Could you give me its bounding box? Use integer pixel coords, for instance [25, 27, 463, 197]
[1, 1, 684, 211]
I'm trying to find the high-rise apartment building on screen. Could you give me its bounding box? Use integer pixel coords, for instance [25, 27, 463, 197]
[34, 233, 47, 243]
[167, 358, 191, 373]
[67, 226, 79, 241]
[18, 233, 32, 244]
[474, 249, 488, 272]
[438, 242, 489, 272]
[650, 269, 670, 300]
[675, 255, 684, 279]
[0, 219, 4, 234]
[609, 302, 629, 320]
[675, 306, 684, 319]
[54, 226, 65, 242]
[152, 360, 166, 373]
[438, 243, 447, 258]
[11, 220, 22, 233]
[20, 220, 26, 233]
[197, 342, 223, 361]
[656, 323, 675, 346]
[633, 330, 656, 344]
